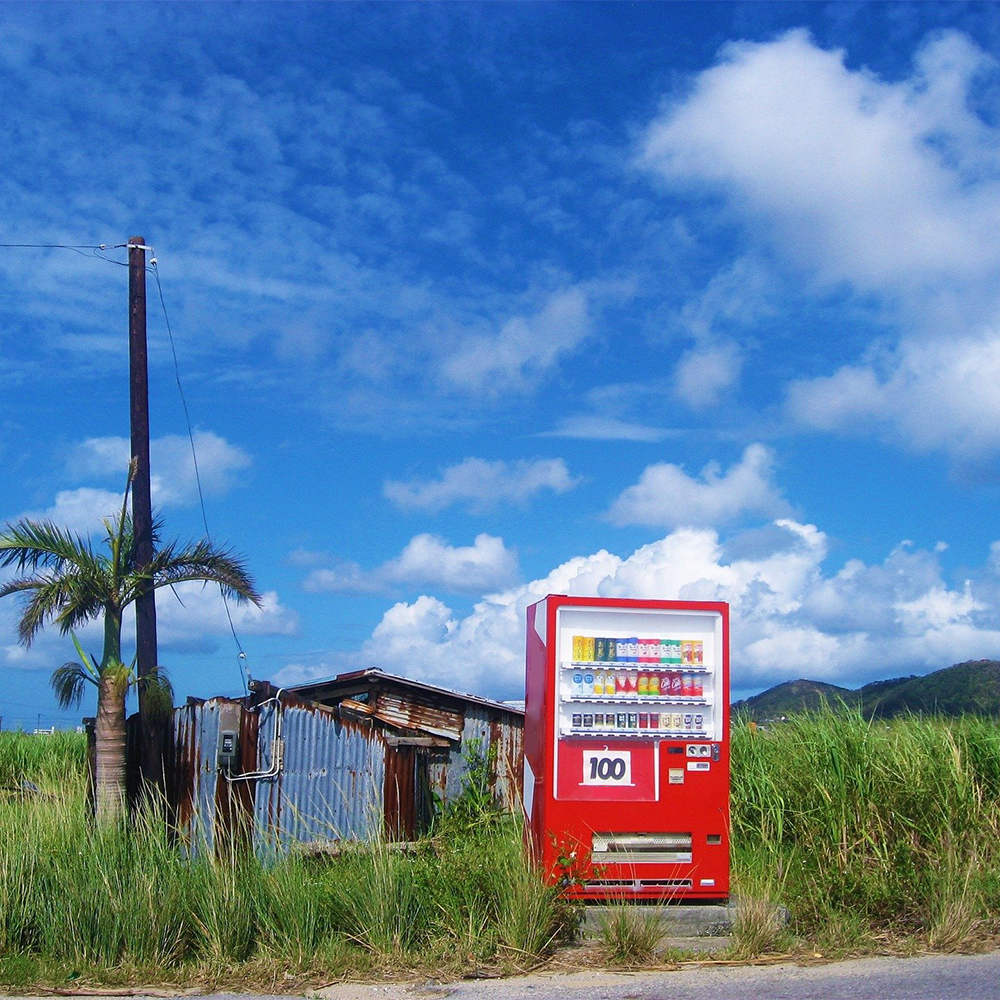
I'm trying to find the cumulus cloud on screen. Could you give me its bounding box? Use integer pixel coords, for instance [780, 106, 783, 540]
[607, 444, 790, 528]
[440, 287, 591, 396]
[68, 432, 251, 506]
[275, 519, 1000, 701]
[304, 533, 519, 595]
[674, 341, 742, 409]
[787, 332, 1000, 459]
[384, 457, 579, 513]
[641, 29, 1000, 460]
[641, 29, 1000, 294]
[15, 488, 124, 537]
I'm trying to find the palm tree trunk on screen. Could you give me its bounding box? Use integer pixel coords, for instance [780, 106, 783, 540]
[94, 669, 127, 822]
[95, 610, 126, 822]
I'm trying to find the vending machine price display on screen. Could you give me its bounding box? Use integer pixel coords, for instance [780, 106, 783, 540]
[581, 750, 632, 786]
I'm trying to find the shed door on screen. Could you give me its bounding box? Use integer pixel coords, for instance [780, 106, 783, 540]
[384, 745, 417, 841]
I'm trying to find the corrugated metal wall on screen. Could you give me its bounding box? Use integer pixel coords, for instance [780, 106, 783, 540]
[254, 699, 386, 853]
[160, 688, 523, 856]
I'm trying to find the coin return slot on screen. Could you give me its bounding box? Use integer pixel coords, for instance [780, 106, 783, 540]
[592, 831, 693, 865]
[707, 834, 722, 845]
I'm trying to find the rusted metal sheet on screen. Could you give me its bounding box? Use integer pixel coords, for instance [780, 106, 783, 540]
[153, 673, 524, 857]
[371, 690, 464, 741]
[254, 697, 385, 854]
[424, 704, 524, 812]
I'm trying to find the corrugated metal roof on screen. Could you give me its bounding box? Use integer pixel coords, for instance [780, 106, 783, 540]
[289, 668, 524, 718]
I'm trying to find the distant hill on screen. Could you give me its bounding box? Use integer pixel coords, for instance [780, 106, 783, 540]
[733, 678, 857, 719]
[735, 660, 1000, 721]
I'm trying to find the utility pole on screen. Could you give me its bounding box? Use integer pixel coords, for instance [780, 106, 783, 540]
[129, 236, 159, 787]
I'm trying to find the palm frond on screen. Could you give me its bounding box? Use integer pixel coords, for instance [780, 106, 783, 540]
[51, 661, 97, 709]
[137, 665, 174, 720]
[0, 519, 99, 573]
[1, 570, 109, 645]
[129, 539, 263, 608]
[70, 630, 101, 678]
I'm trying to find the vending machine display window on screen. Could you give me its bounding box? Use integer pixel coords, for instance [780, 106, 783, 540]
[523, 596, 730, 901]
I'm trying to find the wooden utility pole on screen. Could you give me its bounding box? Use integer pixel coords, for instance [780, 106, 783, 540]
[129, 235, 159, 786]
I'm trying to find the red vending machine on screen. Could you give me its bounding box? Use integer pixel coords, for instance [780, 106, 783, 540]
[524, 595, 730, 901]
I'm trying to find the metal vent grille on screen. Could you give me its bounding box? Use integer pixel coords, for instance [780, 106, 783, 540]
[591, 831, 693, 865]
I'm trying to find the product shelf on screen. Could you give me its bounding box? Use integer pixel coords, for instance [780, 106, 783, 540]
[560, 728, 709, 739]
[563, 661, 711, 672]
[563, 695, 711, 706]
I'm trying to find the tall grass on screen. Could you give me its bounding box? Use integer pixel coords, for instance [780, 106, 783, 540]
[0, 732, 568, 986]
[731, 710, 1000, 950]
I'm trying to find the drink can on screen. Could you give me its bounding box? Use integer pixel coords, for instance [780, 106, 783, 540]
[572, 671, 583, 696]
[616, 672, 627, 694]
[649, 712, 659, 729]
[668, 639, 681, 663]
[669, 672, 682, 696]
[695, 714, 704, 730]
[681, 640, 693, 665]
[637, 672, 649, 696]
[583, 672, 594, 693]
[639, 712, 649, 729]
[694, 641, 704, 665]
[593, 671, 604, 695]
[572, 635, 583, 661]
[673, 712, 683, 729]
[693, 674, 704, 697]
[572, 713, 582, 728]
[584, 637, 595, 661]
[616, 712, 628, 729]
[648, 672, 661, 696]
[605, 673, 616, 696]
[627, 670, 638, 694]
[626, 637, 638, 661]
[684, 714, 693, 731]
[616, 638, 628, 661]
[594, 713, 605, 729]
[627, 713, 638, 730]
[594, 637, 605, 661]
[683, 673, 694, 697]
[583, 713, 594, 729]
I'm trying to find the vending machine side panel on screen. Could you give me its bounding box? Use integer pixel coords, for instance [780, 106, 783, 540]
[523, 595, 552, 865]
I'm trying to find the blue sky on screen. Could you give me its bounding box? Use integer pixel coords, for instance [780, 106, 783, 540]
[4, 1, 1000, 728]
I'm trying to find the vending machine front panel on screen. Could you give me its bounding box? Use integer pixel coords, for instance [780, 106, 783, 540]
[524, 595, 730, 901]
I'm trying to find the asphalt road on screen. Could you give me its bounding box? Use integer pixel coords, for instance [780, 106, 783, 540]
[12, 952, 1000, 1000]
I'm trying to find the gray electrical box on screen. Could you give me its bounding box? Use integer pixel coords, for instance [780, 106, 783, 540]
[216, 702, 242, 775]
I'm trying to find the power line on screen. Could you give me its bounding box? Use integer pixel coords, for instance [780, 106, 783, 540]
[150, 261, 251, 696]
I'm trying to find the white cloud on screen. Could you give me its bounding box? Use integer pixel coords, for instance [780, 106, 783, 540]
[384, 457, 579, 513]
[17, 488, 124, 537]
[788, 331, 1000, 459]
[674, 341, 742, 409]
[641, 29, 1000, 459]
[156, 582, 299, 646]
[304, 533, 519, 595]
[607, 443, 790, 528]
[542, 416, 673, 443]
[69, 432, 251, 506]
[440, 287, 591, 396]
[641, 29, 1000, 294]
[276, 519, 1000, 700]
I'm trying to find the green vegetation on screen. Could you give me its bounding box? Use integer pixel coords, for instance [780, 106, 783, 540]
[0, 466, 261, 820]
[5, 709, 1000, 987]
[0, 731, 570, 990]
[734, 659, 1000, 721]
[731, 708, 1000, 955]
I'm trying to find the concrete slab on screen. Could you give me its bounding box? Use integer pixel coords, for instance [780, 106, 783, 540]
[579, 901, 737, 938]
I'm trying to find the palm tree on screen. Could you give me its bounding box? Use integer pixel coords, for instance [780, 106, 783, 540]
[0, 469, 261, 819]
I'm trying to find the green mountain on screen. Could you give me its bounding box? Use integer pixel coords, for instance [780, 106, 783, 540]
[733, 678, 858, 719]
[735, 660, 1000, 721]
